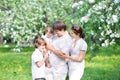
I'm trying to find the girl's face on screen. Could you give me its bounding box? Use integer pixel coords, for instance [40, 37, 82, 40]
[45, 28, 53, 38]
[38, 43, 46, 51]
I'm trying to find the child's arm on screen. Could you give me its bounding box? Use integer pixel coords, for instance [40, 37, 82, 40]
[36, 60, 45, 68]
[36, 53, 48, 68]
[45, 56, 51, 68]
[43, 50, 51, 68]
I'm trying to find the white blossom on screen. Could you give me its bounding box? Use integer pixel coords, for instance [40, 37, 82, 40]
[80, 16, 89, 23]
[4, 45, 9, 48]
[98, 26, 102, 30]
[106, 29, 112, 35]
[106, 19, 111, 24]
[112, 15, 118, 23]
[54, 16, 57, 18]
[78, 1, 84, 5]
[12, 48, 21, 52]
[101, 43, 106, 47]
[109, 7, 113, 11]
[109, 39, 115, 45]
[72, 3, 79, 8]
[114, 0, 120, 3]
[88, 0, 95, 4]
[99, 38, 104, 41]
[90, 30, 94, 35]
[13, 31, 16, 36]
[104, 39, 109, 46]
[110, 33, 115, 38]
[71, 19, 74, 23]
[101, 31, 104, 36]
[115, 33, 120, 38]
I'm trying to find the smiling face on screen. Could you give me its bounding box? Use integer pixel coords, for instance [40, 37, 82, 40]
[54, 29, 65, 37]
[70, 29, 80, 39]
[45, 27, 54, 38]
[70, 29, 77, 38]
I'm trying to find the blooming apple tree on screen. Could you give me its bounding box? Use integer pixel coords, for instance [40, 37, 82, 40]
[71, 0, 120, 49]
[0, 0, 119, 50]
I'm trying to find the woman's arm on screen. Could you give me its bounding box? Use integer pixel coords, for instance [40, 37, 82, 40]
[68, 50, 86, 62]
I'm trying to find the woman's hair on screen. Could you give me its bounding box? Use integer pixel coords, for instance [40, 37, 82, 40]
[71, 25, 85, 38]
[34, 37, 46, 48]
[53, 20, 66, 31]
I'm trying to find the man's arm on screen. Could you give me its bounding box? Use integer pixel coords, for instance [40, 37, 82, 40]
[46, 43, 65, 58]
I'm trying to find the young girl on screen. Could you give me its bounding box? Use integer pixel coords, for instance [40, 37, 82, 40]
[42, 27, 54, 44]
[42, 27, 55, 80]
[31, 37, 48, 80]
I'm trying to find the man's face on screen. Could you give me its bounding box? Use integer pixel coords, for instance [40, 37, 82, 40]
[54, 30, 63, 37]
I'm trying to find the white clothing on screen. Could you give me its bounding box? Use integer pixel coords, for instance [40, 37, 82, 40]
[49, 31, 72, 80]
[68, 38, 87, 80]
[45, 67, 53, 80]
[31, 49, 46, 80]
[42, 35, 54, 80]
[41, 35, 53, 44]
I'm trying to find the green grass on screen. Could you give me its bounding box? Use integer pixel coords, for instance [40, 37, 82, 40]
[0, 44, 120, 80]
[82, 45, 120, 80]
[0, 45, 34, 80]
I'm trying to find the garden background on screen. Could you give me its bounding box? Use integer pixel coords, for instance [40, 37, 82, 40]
[0, 0, 120, 80]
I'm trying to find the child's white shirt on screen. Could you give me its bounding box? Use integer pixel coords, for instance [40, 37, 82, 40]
[31, 49, 46, 80]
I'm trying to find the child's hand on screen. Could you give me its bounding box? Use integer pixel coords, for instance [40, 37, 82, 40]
[46, 63, 52, 68]
[42, 49, 48, 56]
[44, 53, 48, 60]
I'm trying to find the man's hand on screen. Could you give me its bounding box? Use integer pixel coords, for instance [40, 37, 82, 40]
[46, 43, 54, 51]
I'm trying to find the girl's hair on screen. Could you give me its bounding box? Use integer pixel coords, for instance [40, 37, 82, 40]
[53, 20, 66, 31]
[43, 27, 54, 35]
[34, 37, 46, 48]
[71, 25, 85, 38]
[33, 35, 41, 44]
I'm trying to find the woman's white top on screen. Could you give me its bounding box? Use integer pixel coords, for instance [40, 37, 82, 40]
[68, 38, 87, 70]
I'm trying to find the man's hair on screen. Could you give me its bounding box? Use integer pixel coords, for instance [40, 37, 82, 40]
[53, 20, 66, 31]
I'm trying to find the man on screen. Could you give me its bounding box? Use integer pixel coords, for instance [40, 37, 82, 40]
[46, 20, 72, 80]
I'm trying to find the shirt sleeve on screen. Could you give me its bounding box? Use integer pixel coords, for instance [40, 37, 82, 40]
[79, 40, 87, 51]
[32, 51, 42, 63]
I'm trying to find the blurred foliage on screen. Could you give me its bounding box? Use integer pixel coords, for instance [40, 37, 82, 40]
[0, 0, 120, 50]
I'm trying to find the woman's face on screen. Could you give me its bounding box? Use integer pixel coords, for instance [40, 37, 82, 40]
[70, 30, 78, 38]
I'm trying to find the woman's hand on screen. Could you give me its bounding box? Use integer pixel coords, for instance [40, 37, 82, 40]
[59, 53, 69, 60]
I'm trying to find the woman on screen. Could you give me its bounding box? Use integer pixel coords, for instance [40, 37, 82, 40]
[65, 25, 87, 80]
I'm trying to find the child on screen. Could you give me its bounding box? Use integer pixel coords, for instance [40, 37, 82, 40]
[42, 27, 54, 44]
[31, 37, 48, 80]
[42, 27, 55, 68]
[42, 27, 55, 80]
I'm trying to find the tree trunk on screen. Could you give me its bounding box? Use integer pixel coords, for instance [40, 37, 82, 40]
[0, 35, 3, 44]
